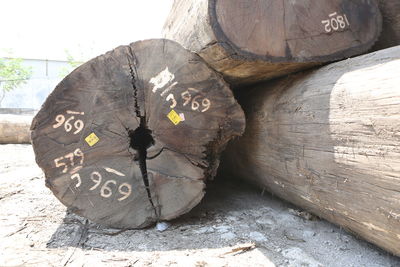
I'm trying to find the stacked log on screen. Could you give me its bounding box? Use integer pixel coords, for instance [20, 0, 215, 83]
[163, 0, 382, 85]
[0, 114, 32, 144]
[221, 46, 400, 256]
[31, 39, 245, 229]
[374, 0, 400, 50]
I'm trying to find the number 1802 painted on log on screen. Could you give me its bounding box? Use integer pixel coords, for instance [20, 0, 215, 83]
[322, 12, 350, 33]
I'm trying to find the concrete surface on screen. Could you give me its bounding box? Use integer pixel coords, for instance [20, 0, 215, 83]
[0, 144, 399, 267]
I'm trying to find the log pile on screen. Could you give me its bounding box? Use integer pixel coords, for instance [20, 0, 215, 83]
[30, 0, 400, 256]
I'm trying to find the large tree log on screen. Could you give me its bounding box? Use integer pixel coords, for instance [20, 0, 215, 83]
[0, 114, 32, 144]
[163, 0, 382, 85]
[373, 0, 400, 50]
[31, 39, 245, 229]
[222, 46, 400, 255]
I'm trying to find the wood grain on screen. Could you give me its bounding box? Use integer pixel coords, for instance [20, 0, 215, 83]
[222, 46, 400, 255]
[163, 0, 382, 85]
[373, 0, 400, 50]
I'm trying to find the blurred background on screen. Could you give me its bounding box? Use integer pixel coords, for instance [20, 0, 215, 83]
[0, 0, 173, 110]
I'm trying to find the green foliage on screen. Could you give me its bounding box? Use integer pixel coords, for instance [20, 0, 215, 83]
[0, 57, 32, 93]
[59, 49, 83, 78]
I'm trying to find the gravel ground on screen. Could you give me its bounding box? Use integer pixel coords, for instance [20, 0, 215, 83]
[0, 144, 399, 267]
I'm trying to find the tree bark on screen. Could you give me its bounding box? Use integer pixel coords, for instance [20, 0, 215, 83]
[163, 0, 382, 85]
[31, 39, 245, 229]
[373, 0, 400, 50]
[0, 114, 32, 144]
[222, 46, 400, 256]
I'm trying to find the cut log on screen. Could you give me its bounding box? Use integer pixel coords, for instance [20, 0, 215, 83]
[373, 0, 400, 50]
[0, 114, 32, 144]
[163, 0, 382, 85]
[31, 39, 245, 229]
[221, 46, 400, 255]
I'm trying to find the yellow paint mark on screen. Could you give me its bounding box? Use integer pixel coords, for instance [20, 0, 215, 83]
[85, 132, 99, 147]
[167, 109, 182, 125]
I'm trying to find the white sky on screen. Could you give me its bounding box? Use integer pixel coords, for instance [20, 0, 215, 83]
[0, 0, 173, 61]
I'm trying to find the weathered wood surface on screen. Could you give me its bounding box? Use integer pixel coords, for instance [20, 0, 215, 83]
[373, 0, 400, 50]
[0, 114, 32, 144]
[163, 0, 382, 85]
[31, 39, 245, 229]
[222, 46, 400, 255]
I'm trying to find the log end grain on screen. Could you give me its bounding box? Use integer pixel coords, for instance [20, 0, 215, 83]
[31, 39, 245, 229]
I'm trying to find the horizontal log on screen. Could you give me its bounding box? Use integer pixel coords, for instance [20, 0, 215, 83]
[163, 0, 382, 85]
[31, 39, 245, 229]
[0, 114, 32, 144]
[222, 46, 400, 255]
[373, 0, 400, 50]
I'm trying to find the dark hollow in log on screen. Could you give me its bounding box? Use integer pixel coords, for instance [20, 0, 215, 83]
[221, 46, 400, 255]
[163, 0, 382, 85]
[373, 0, 400, 50]
[31, 39, 245, 229]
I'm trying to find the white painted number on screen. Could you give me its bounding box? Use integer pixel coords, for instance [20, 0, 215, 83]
[74, 149, 84, 165]
[100, 180, 117, 198]
[322, 12, 350, 33]
[54, 156, 68, 173]
[77, 169, 132, 201]
[53, 148, 84, 174]
[150, 67, 212, 114]
[53, 111, 85, 135]
[53, 114, 65, 128]
[89, 171, 102, 190]
[64, 116, 74, 132]
[166, 94, 177, 108]
[118, 183, 132, 201]
[71, 173, 82, 188]
[181, 88, 211, 112]
[202, 98, 211, 113]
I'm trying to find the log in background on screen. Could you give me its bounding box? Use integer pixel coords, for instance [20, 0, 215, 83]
[222, 46, 400, 256]
[0, 114, 32, 144]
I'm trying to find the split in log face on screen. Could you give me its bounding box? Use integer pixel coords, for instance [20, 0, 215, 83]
[31, 39, 245, 229]
[211, 0, 380, 61]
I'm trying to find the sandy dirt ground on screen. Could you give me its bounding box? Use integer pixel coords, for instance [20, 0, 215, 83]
[1, 144, 399, 267]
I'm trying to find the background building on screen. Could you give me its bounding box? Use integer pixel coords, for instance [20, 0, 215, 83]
[1, 58, 72, 109]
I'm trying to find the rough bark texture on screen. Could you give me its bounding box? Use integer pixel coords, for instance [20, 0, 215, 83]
[31, 39, 245, 229]
[222, 46, 400, 256]
[373, 0, 400, 50]
[163, 0, 382, 85]
[0, 114, 32, 144]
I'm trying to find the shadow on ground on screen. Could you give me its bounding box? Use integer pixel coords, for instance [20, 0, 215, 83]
[46, 177, 288, 252]
[46, 175, 399, 267]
